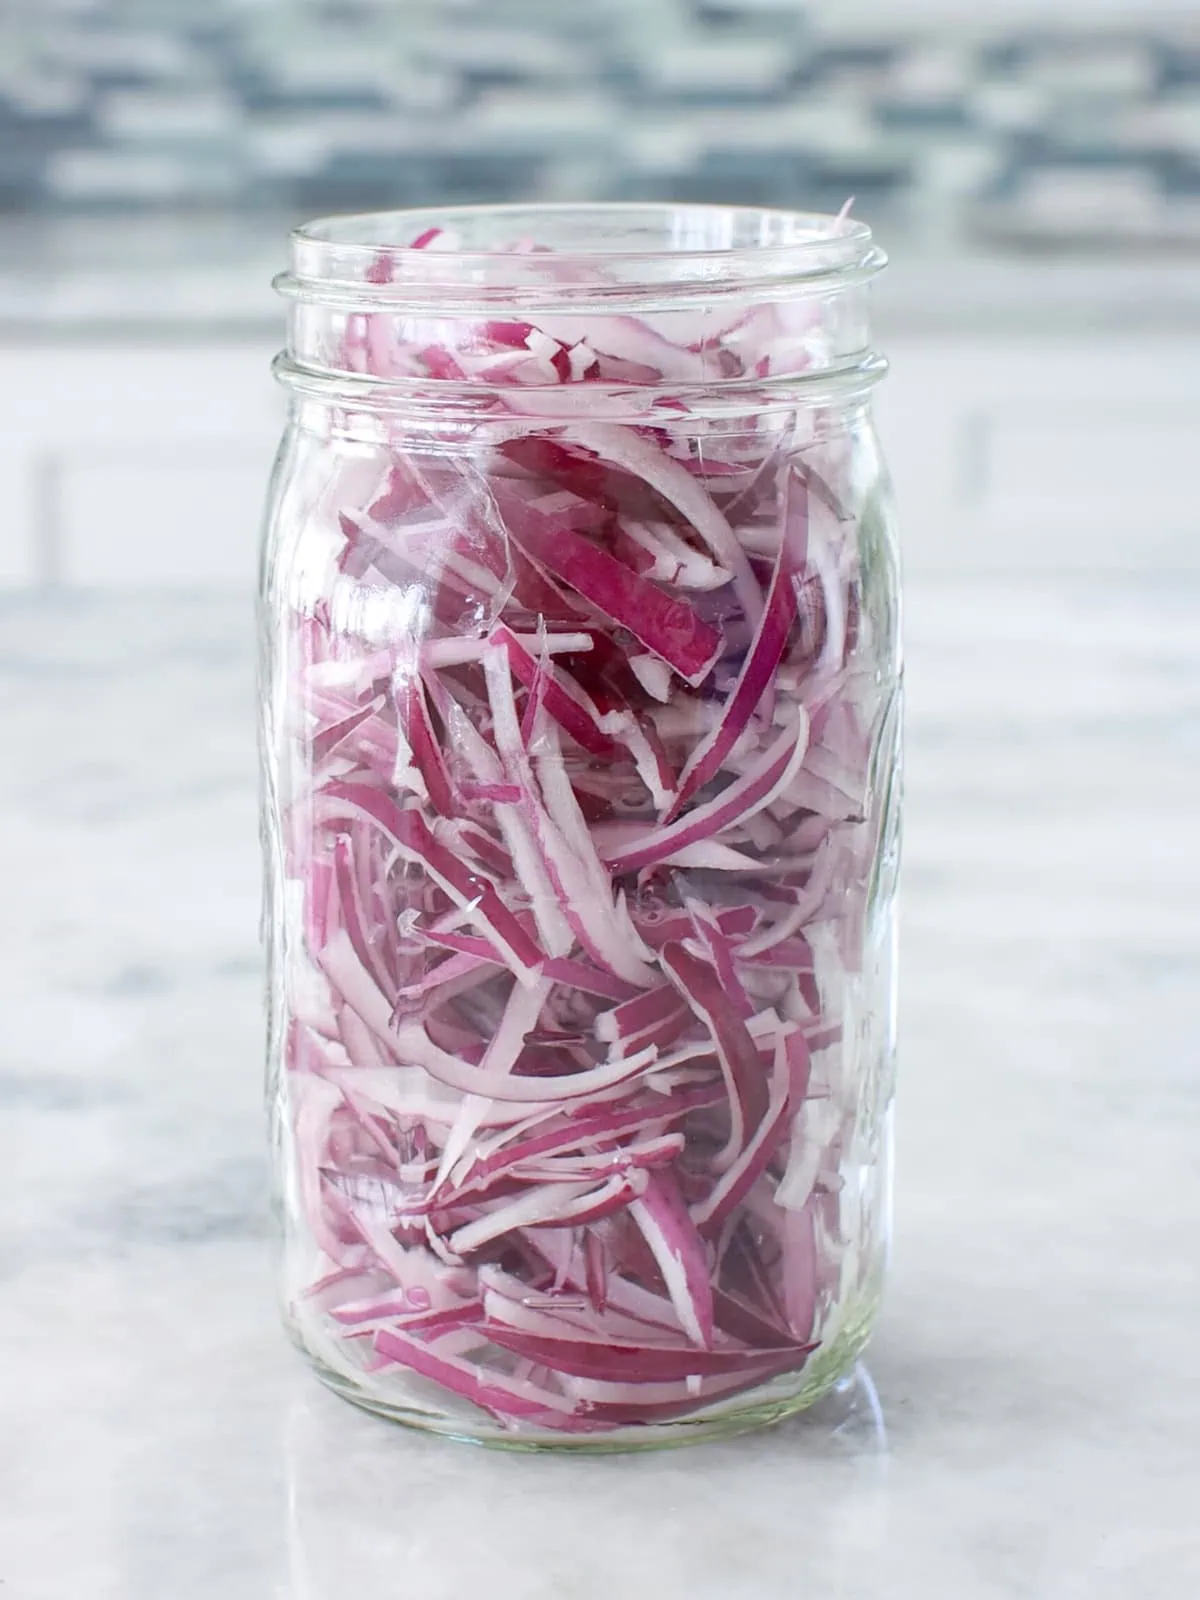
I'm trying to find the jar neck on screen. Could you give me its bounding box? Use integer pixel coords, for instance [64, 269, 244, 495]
[273, 203, 887, 423]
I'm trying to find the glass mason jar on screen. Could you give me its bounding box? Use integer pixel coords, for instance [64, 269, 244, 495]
[259, 204, 901, 1450]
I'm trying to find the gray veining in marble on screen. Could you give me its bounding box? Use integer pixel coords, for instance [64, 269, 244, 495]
[1, 578, 1198, 1599]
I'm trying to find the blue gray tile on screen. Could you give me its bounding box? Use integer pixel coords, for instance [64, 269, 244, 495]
[0, 4, 1198, 237]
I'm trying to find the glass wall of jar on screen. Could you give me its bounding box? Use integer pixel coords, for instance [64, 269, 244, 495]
[259, 204, 901, 1449]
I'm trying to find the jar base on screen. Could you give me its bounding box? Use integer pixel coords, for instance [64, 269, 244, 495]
[295, 1296, 880, 1454]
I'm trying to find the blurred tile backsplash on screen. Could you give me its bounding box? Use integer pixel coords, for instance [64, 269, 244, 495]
[2, 1, 1199, 240]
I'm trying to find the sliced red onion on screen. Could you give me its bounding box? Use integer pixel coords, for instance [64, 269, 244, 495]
[690, 1034, 792, 1235]
[372, 1325, 577, 1422]
[660, 942, 771, 1170]
[666, 471, 809, 820]
[560, 423, 764, 629]
[489, 624, 621, 761]
[496, 489, 724, 687]
[595, 717, 810, 876]
[628, 1171, 715, 1350]
[277, 223, 894, 1435]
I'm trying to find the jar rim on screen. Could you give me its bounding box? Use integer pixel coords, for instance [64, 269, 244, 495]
[281, 202, 884, 311]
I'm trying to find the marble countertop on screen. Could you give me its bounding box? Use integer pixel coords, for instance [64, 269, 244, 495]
[2, 577, 1198, 1599]
[1, 215, 1199, 337]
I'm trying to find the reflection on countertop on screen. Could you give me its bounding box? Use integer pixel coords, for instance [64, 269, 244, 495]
[1, 575, 1197, 1598]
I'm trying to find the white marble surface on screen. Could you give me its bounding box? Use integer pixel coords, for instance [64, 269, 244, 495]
[1, 577, 1198, 1599]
